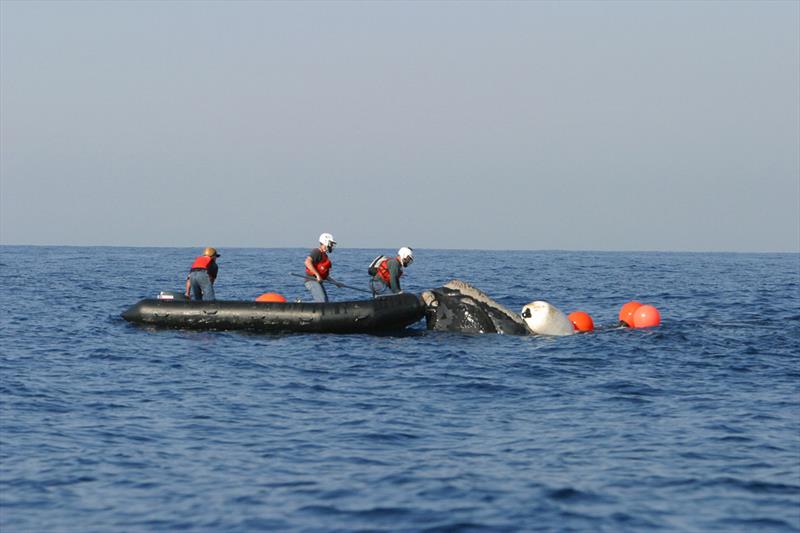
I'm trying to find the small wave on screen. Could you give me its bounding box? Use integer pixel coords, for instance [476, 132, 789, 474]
[351, 431, 421, 444]
[596, 380, 664, 397]
[422, 521, 508, 532]
[237, 517, 292, 529]
[546, 487, 611, 504]
[324, 455, 391, 467]
[604, 395, 653, 405]
[38, 475, 97, 488]
[297, 504, 412, 519]
[447, 381, 527, 394]
[645, 475, 700, 488]
[701, 476, 800, 495]
[711, 435, 753, 443]
[714, 517, 797, 529]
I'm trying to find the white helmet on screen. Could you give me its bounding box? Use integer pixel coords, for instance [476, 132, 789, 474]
[398, 246, 414, 266]
[319, 233, 336, 251]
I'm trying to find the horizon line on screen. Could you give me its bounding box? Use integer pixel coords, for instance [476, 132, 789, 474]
[0, 242, 797, 255]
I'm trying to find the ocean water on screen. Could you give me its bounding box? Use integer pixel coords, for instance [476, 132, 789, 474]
[1, 246, 798, 532]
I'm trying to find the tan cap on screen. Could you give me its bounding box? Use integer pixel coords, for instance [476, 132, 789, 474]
[203, 247, 220, 257]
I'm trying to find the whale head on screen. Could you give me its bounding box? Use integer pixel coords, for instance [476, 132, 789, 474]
[421, 280, 529, 335]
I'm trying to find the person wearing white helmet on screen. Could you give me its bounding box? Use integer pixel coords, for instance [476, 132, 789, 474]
[369, 247, 414, 295]
[304, 233, 336, 302]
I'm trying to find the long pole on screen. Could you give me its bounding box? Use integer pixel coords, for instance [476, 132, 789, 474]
[289, 273, 373, 295]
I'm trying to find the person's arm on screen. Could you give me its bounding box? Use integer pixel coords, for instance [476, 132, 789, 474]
[208, 262, 218, 284]
[389, 260, 402, 293]
[185, 276, 191, 298]
[305, 255, 322, 282]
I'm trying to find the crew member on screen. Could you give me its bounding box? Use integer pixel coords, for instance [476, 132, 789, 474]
[185, 247, 220, 301]
[370, 247, 414, 295]
[304, 233, 336, 302]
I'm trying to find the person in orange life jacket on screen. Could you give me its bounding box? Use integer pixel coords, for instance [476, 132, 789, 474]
[370, 247, 414, 295]
[304, 233, 336, 302]
[185, 247, 220, 301]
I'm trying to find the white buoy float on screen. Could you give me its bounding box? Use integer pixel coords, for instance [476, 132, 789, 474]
[520, 301, 575, 336]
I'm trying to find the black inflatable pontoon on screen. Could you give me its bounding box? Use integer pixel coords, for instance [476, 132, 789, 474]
[121, 293, 425, 334]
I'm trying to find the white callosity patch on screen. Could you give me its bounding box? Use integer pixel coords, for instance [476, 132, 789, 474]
[420, 291, 437, 308]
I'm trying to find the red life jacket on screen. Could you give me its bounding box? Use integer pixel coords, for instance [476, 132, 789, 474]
[377, 257, 402, 284]
[306, 251, 332, 280]
[190, 255, 213, 270]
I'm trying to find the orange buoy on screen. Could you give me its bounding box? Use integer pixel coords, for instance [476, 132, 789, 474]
[633, 304, 661, 328]
[256, 292, 287, 303]
[618, 301, 643, 327]
[567, 311, 594, 332]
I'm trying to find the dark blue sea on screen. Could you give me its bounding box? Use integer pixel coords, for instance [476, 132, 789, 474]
[1, 246, 798, 532]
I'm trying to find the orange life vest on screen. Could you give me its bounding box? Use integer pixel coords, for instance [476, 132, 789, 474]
[306, 251, 332, 280]
[190, 255, 213, 270]
[377, 258, 402, 284]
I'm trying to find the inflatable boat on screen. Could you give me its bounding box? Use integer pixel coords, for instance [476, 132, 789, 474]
[121, 293, 425, 334]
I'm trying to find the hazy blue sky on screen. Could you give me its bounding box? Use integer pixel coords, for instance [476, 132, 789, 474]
[1, 0, 798, 252]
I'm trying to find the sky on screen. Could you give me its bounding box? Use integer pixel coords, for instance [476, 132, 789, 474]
[1, 0, 798, 252]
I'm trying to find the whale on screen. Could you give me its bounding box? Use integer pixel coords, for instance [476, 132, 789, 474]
[421, 280, 529, 335]
[521, 300, 575, 336]
[421, 280, 575, 336]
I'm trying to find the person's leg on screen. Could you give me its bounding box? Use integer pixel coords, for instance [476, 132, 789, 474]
[304, 280, 328, 302]
[189, 272, 203, 300]
[190, 271, 215, 301]
[199, 273, 215, 301]
[370, 279, 386, 297]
